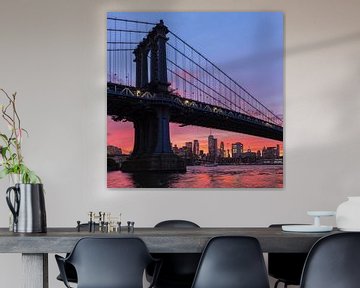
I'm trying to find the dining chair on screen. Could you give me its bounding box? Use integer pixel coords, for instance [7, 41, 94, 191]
[56, 223, 99, 284]
[268, 224, 308, 288]
[147, 220, 201, 288]
[55, 237, 160, 288]
[300, 232, 360, 288]
[191, 236, 270, 288]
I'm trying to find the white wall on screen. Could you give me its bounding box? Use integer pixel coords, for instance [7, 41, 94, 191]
[0, 0, 360, 287]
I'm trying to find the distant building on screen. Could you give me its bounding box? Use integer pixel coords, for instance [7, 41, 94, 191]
[185, 142, 193, 154]
[193, 140, 200, 155]
[219, 141, 225, 158]
[208, 135, 217, 158]
[177, 147, 186, 157]
[241, 149, 257, 163]
[231, 142, 243, 158]
[107, 145, 126, 171]
[172, 144, 179, 154]
[257, 150, 261, 159]
[262, 146, 280, 159]
[107, 145, 122, 156]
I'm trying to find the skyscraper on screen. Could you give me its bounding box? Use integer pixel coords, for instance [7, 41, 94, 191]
[185, 142, 193, 153]
[220, 141, 225, 158]
[208, 135, 217, 158]
[231, 142, 243, 158]
[193, 140, 200, 155]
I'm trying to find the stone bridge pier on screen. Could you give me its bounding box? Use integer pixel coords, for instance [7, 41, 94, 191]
[121, 20, 185, 172]
[121, 103, 185, 172]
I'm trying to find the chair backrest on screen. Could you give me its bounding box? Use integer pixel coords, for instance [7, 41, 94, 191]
[268, 224, 308, 285]
[151, 220, 201, 286]
[66, 237, 154, 288]
[191, 236, 270, 288]
[155, 220, 200, 228]
[300, 232, 360, 288]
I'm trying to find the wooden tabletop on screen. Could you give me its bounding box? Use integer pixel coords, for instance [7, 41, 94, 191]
[0, 227, 340, 254]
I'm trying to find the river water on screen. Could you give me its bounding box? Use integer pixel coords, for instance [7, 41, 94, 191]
[107, 165, 283, 188]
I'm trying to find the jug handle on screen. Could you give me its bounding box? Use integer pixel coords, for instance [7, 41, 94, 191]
[6, 186, 20, 224]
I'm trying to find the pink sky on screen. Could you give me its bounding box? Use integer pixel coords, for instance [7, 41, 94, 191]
[107, 117, 283, 155]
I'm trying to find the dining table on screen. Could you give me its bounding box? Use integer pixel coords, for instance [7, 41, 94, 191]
[0, 226, 340, 288]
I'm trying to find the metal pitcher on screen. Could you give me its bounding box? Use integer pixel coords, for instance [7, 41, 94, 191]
[6, 183, 47, 233]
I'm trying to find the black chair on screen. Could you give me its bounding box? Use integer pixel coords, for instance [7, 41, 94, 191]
[300, 232, 360, 288]
[191, 236, 270, 288]
[56, 223, 99, 284]
[55, 237, 160, 288]
[147, 220, 201, 288]
[268, 224, 308, 288]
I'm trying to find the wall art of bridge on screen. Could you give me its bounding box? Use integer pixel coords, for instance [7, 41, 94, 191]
[107, 18, 283, 172]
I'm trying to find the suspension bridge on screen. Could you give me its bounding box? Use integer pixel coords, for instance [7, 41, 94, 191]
[107, 18, 283, 172]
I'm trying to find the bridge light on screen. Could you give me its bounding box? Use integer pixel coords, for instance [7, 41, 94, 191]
[136, 90, 141, 96]
[184, 100, 189, 105]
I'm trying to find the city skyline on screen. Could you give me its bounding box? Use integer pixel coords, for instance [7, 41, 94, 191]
[108, 125, 283, 157]
[108, 119, 283, 156]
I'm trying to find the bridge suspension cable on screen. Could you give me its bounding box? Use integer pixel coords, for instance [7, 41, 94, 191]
[166, 31, 283, 126]
[107, 17, 155, 85]
[107, 17, 157, 25]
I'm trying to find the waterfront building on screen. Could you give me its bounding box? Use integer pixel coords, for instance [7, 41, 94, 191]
[172, 144, 179, 154]
[185, 142, 193, 154]
[107, 145, 122, 156]
[193, 140, 200, 155]
[208, 135, 218, 158]
[219, 141, 225, 158]
[231, 142, 243, 158]
[241, 149, 257, 163]
[262, 146, 279, 159]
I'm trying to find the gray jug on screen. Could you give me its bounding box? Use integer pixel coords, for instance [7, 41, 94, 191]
[6, 183, 47, 233]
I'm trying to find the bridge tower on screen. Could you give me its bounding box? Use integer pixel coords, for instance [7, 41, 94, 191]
[121, 20, 186, 172]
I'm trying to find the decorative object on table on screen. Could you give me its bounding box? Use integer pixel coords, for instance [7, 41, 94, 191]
[79, 211, 122, 232]
[336, 196, 360, 231]
[6, 183, 46, 233]
[282, 211, 336, 232]
[0, 88, 46, 233]
[127, 221, 135, 233]
[106, 12, 284, 189]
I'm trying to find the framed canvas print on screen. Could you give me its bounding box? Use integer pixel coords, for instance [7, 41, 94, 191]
[107, 12, 283, 188]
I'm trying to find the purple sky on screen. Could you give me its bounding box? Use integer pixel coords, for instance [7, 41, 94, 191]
[107, 12, 283, 154]
[107, 11, 283, 116]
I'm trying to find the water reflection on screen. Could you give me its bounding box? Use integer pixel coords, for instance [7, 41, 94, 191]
[107, 165, 283, 188]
